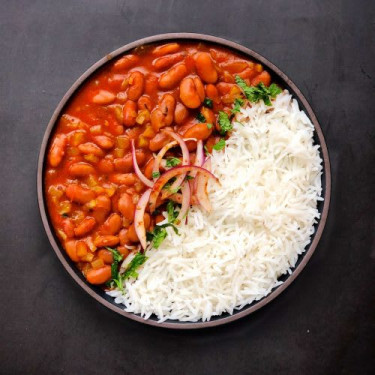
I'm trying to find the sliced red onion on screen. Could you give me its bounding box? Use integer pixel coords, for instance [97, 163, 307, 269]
[195, 140, 204, 167]
[131, 140, 153, 188]
[152, 140, 178, 181]
[175, 181, 190, 225]
[196, 158, 212, 212]
[134, 189, 152, 249]
[149, 165, 218, 213]
[161, 130, 190, 199]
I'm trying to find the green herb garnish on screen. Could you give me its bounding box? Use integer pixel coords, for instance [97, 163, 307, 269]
[123, 253, 148, 279]
[106, 247, 124, 290]
[235, 76, 281, 106]
[167, 200, 179, 223]
[207, 123, 213, 129]
[213, 139, 226, 151]
[231, 97, 244, 114]
[218, 111, 233, 135]
[152, 171, 160, 179]
[196, 113, 206, 123]
[147, 223, 179, 249]
[165, 157, 181, 168]
[185, 175, 194, 180]
[203, 97, 213, 108]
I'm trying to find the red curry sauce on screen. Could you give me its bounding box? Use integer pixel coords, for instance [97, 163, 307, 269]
[44, 42, 272, 285]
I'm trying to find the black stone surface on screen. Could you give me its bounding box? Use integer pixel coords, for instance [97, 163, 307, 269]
[0, 1, 374, 374]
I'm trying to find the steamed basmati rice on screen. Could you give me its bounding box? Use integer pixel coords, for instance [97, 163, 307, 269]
[107, 90, 323, 322]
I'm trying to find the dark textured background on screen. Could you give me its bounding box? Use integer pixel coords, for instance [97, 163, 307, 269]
[1, 1, 374, 374]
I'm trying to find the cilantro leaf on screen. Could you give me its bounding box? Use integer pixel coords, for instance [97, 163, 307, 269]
[106, 247, 123, 263]
[152, 171, 160, 179]
[207, 123, 213, 129]
[203, 97, 213, 108]
[167, 200, 179, 223]
[218, 111, 232, 135]
[235, 76, 281, 106]
[231, 97, 244, 114]
[213, 139, 226, 151]
[123, 253, 148, 279]
[204, 145, 211, 156]
[165, 157, 181, 168]
[146, 223, 180, 249]
[196, 113, 206, 123]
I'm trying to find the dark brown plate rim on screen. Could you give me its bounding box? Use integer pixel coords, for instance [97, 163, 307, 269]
[37, 33, 331, 329]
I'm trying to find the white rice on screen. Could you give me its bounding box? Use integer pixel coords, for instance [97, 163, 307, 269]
[107, 90, 323, 322]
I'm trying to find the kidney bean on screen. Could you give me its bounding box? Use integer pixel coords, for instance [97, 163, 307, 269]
[127, 223, 139, 242]
[69, 162, 96, 177]
[194, 52, 218, 83]
[159, 64, 188, 89]
[209, 48, 231, 63]
[179, 76, 205, 108]
[95, 195, 111, 211]
[66, 184, 95, 204]
[144, 213, 151, 230]
[100, 213, 122, 235]
[205, 84, 220, 104]
[114, 149, 146, 173]
[122, 100, 137, 127]
[110, 173, 136, 185]
[221, 60, 248, 74]
[127, 71, 145, 101]
[49, 134, 66, 167]
[93, 135, 114, 149]
[160, 94, 175, 126]
[97, 158, 114, 174]
[144, 74, 158, 97]
[216, 82, 236, 95]
[119, 229, 130, 246]
[118, 192, 135, 221]
[152, 52, 186, 71]
[113, 54, 139, 71]
[220, 70, 235, 83]
[183, 123, 212, 141]
[205, 135, 221, 153]
[86, 265, 112, 284]
[251, 71, 271, 87]
[62, 218, 75, 238]
[200, 107, 215, 124]
[94, 235, 120, 247]
[78, 142, 104, 157]
[149, 131, 171, 151]
[65, 240, 79, 262]
[74, 216, 96, 237]
[237, 67, 257, 80]
[150, 108, 165, 132]
[137, 95, 153, 111]
[97, 249, 114, 264]
[152, 43, 180, 57]
[174, 102, 189, 124]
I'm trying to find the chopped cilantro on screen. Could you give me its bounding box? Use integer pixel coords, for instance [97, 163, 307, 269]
[231, 97, 244, 114]
[146, 223, 179, 249]
[213, 139, 226, 151]
[204, 145, 211, 156]
[167, 200, 179, 223]
[123, 253, 148, 279]
[218, 111, 232, 135]
[235, 76, 281, 106]
[196, 113, 206, 123]
[207, 123, 213, 129]
[203, 97, 213, 108]
[165, 157, 181, 168]
[152, 171, 160, 179]
[185, 175, 194, 180]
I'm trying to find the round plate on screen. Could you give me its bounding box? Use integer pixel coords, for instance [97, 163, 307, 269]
[37, 33, 331, 329]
